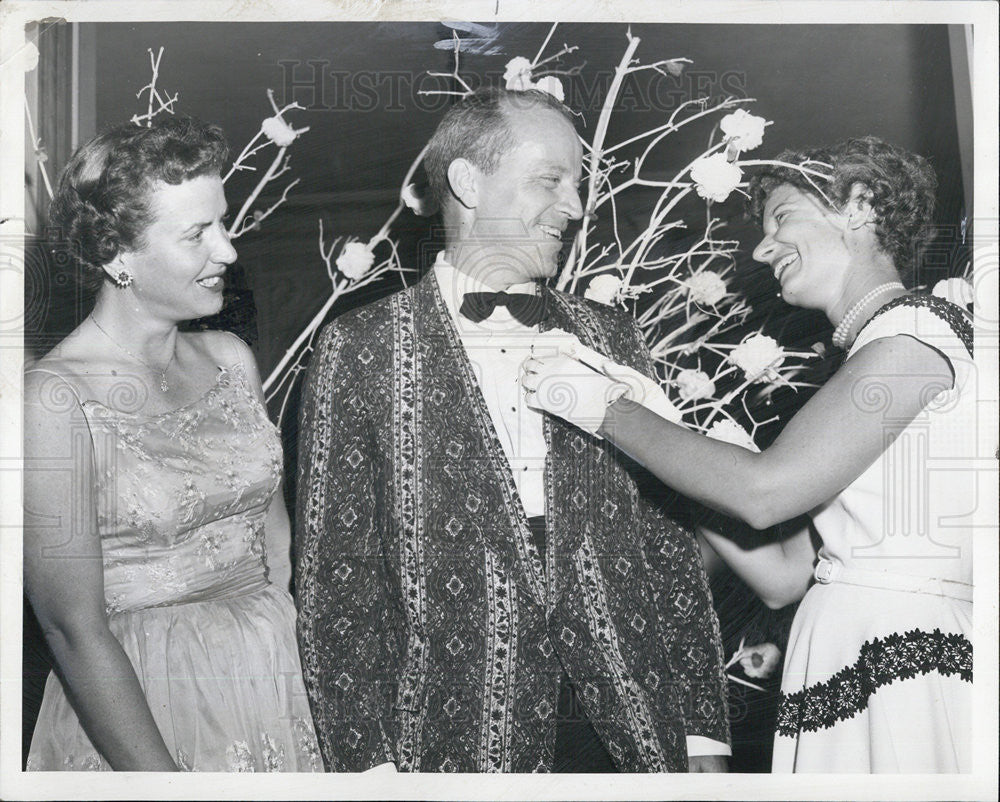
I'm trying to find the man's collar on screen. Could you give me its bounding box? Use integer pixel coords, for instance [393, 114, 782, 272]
[433, 252, 540, 328]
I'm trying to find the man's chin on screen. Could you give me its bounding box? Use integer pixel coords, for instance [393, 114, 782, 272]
[528, 257, 560, 283]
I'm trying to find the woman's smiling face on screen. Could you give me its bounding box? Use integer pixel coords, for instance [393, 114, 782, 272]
[113, 174, 237, 323]
[752, 183, 852, 311]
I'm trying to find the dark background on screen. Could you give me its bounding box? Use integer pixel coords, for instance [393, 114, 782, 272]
[23, 21, 972, 771]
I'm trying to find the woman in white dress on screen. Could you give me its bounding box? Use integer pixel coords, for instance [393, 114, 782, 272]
[24, 117, 321, 771]
[522, 137, 974, 773]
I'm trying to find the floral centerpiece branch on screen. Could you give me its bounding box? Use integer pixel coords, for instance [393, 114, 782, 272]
[23, 94, 54, 200]
[229, 177, 299, 239]
[131, 47, 178, 127]
[530, 22, 559, 66]
[261, 134, 431, 407]
[688, 332, 817, 429]
[723, 636, 769, 692]
[527, 24, 583, 79]
[650, 306, 749, 359]
[418, 31, 476, 100]
[226, 90, 309, 240]
[738, 158, 835, 206]
[265, 40, 461, 419]
[18, 38, 55, 218]
[127, 50, 309, 242]
[263, 218, 416, 416]
[557, 30, 641, 291]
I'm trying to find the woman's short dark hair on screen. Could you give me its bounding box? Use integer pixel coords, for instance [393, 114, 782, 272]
[48, 115, 229, 291]
[747, 136, 937, 274]
[424, 87, 576, 209]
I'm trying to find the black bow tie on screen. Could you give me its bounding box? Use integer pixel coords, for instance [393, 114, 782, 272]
[459, 290, 549, 327]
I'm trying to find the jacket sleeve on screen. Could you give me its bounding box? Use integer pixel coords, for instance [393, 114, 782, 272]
[618, 314, 731, 747]
[643, 504, 731, 745]
[295, 320, 402, 771]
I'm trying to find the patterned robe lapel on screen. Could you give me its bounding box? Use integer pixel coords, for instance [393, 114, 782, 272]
[410, 274, 548, 609]
[538, 288, 625, 608]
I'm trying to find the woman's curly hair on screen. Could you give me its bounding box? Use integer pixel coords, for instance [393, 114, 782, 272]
[48, 116, 229, 292]
[747, 136, 937, 275]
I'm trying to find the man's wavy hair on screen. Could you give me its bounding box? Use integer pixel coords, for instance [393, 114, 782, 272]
[747, 136, 937, 276]
[48, 115, 229, 292]
[424, 87, 576, 211]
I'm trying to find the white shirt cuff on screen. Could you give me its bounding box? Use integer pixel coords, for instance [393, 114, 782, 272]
[685, 735, 732, 757]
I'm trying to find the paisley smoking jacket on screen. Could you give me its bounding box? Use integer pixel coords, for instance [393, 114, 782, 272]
[296, 271, 729, 772]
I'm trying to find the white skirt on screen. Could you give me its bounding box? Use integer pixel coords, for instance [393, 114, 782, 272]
[772, 581, 971, 773]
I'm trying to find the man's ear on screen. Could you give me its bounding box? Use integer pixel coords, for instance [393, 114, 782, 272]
[447, 158, 478, 210]
[845, 182, 876, 230]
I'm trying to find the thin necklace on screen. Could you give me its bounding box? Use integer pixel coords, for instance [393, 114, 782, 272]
[831, 282, 905, 349]
[90, 314, 176, 392]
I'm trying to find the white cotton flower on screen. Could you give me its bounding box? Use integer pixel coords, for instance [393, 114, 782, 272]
[690, 153, 743, 203]
[729, 333, 785, 382]
[261, 115, 299, 147]
[706, 419, 760, 452]
[675, 369, 716, 401]
[719, 109, 768, 153]
[503, 56, 534, 91]
[685, 271, 728, 306]
[584, 274, 623, 305]
[336, 242, 375, 280]
[932, 277, 974, 308]
[532, 75, 565, 102]
[401, 182, 437, 217]
[739, 642, 782, 678]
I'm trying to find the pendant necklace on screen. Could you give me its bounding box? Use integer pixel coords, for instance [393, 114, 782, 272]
[90, 314, 176, 392]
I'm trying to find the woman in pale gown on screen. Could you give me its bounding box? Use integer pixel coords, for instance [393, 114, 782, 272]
[523, 137, 974, 773]
[24, 116, 321, 771]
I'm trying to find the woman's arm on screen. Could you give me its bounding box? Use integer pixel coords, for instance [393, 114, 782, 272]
[598, 335, 954, 529]
[696, 515, 819, 609]
[262, 479, 293, 593]
[23, 373, 178, 771]
[218, 332, 293, 592]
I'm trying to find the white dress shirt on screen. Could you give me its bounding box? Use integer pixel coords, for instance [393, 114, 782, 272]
[434, 254, 548, 516]
[432, 254, 730, 759]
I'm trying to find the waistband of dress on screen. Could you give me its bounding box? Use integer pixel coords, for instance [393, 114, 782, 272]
[813, 557, 972, 602]
[110, 575, 273, 614]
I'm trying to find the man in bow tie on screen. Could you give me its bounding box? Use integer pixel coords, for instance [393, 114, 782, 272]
[296, 87, 730, 773]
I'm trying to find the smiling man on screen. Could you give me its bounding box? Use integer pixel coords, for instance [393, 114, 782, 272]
[295, 88, 730, 773]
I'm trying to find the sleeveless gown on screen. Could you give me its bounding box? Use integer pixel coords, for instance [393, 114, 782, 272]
[772, 295, 975, 773]
[27, 361, 322, 771]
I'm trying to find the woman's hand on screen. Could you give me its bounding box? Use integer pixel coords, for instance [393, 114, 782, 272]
[522, 329, 682, 432]
[521, 352, 626, 435]
[598, 359, 683, 425]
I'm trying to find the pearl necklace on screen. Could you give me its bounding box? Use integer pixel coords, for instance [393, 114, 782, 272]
[90, 315, 176, 392]
[831, 282, 905, 349]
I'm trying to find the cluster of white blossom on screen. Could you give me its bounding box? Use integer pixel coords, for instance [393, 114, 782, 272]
[502, 56, 566, 101]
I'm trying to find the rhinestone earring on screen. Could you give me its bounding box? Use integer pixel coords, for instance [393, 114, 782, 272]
[114, 269, 134, 288]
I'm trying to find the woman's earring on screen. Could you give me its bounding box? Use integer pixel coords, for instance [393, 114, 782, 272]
[114, 269, 133, 288]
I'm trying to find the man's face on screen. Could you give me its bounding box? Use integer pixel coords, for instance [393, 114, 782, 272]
[465, 106, 584, 287]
